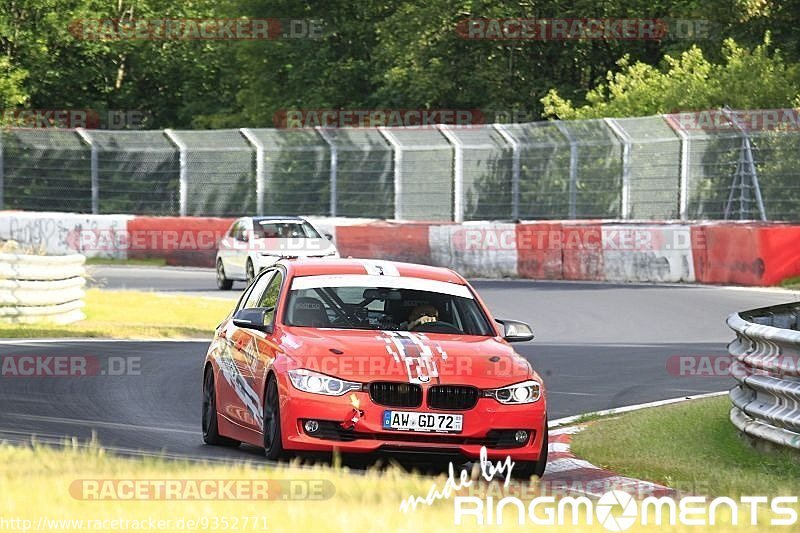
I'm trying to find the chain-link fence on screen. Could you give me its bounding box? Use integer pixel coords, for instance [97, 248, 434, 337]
[1, 109, 798, 221]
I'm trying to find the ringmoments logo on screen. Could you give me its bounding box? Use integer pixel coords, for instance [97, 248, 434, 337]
[452, 491, 799, 528]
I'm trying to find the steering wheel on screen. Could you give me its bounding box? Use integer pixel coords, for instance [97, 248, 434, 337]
[410, 320, 461, 334]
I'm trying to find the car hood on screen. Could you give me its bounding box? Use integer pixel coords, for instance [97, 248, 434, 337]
[252, 237, 336, 256]
[277, 327, 534, 388]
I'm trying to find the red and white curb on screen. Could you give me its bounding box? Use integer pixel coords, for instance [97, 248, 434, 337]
[542, 425, 676, 498]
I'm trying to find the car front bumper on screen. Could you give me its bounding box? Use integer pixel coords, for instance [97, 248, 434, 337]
[278, 384, 547, 462]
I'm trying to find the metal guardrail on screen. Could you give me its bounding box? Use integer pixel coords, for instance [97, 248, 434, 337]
[0, 253, 86, 324]
[727, 303, 800, 450]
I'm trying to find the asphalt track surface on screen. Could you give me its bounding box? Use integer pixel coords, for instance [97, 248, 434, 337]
[0, 265, 797, 464]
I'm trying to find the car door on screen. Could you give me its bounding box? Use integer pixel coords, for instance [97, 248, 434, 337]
[218, 219, 244, 278]
[231, 219, 253, 278]
[226, 269, 284, 432]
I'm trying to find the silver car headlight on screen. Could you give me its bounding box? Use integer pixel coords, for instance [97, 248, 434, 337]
[288, 369, 361, 396]
[484, 380, 541, 404]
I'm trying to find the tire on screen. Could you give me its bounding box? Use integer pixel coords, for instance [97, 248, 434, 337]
[263, 375, 285, 460]
[216, 260, 233, 290]
[512, 426, 548, 480]
[202, 368, 240, 447]
[246, 259, 255, 285]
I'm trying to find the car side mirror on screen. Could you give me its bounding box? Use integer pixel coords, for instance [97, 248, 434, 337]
[233, 307, 275, 333]
[495, 319, 534, 342]
[324, 233, 333, 241]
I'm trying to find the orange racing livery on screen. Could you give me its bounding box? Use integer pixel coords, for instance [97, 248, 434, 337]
[202, 258, 548, 477]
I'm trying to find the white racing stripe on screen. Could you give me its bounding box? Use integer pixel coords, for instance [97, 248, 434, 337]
[290, 274, 472, 298]
[361, 260, 400, 277]
[378, 331, 447, 384]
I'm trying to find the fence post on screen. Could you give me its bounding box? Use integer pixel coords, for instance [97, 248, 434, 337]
[314, 127, 338, 217]
[240, 128, 265, 216]
[665, 117, 691, 221]
[378, 127, 403, 220]
[493, 124, 521, 221]
[721, 107, 768, 221]
[436, 125, 464, 223]
[555, 122, 578, 219]
[75, 128, 99, 214]
[604, 118, 632, 220]
[164, 129, 188, 216]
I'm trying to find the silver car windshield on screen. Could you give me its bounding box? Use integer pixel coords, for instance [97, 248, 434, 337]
[254, 221, 321, 239]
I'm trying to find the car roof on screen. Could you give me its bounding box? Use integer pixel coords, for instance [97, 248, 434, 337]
[249, 216, 305, 222]
[280, 258, 465, 284]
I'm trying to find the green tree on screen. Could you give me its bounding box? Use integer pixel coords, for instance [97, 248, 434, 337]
[542, 34, 800, 119]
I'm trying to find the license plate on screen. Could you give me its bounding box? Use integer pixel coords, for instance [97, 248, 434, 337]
[382, 410, 463, 433]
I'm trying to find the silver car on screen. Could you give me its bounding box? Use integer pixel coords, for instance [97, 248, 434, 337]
[215, 216, 339, 289]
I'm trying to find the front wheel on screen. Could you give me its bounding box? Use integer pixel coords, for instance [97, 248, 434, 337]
[263, 375, 285, 460]
[202, 368, 240, 447]
[216, 260, 233, 290]
[512, 427, 548, 479]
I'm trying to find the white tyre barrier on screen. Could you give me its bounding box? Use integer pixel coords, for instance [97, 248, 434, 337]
[0, 253, 86, 324]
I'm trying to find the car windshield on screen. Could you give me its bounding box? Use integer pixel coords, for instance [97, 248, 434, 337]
[253, 221, 321, 239]
[284, 276, 494, 336]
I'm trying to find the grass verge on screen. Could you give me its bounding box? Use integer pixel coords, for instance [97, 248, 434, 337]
[571, 395, 800, 497]
[779, 276, 800, 291]
[0, 288, 231, 339]
[0, 440, 764, 533]
[85, 257, 168, 267]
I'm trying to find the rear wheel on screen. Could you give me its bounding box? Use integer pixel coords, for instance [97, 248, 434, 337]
[263, 375, 285, 460]
[246, 259, 255, 285]
[202, 368, 240, 447]
[216, 260, 233, 290]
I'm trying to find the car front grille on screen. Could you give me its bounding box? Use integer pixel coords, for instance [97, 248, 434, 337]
[369, 381, 423, 408]
[427, 385, 480, 410]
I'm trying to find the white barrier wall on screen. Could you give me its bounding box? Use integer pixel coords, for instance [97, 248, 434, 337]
[0, 253, 86, 324]
[0, 211, 132, 258]
[601, 225, 696, 283]
[429, 223, 518, 278]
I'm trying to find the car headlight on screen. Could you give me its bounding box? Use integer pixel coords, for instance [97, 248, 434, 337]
[288, 369, 361, 396]
[484, 380, 541, 404]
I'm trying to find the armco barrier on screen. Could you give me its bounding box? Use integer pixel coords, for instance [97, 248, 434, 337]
[727, 303, 800, 451]
[0, 253, 86, 324]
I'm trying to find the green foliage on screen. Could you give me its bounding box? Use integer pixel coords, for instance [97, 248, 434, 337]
[543, 34, 800, 119]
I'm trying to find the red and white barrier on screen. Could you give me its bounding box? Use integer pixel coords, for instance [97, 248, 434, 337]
[429, 222, 518, 278]
[601, 224, 695, 283]
[2, 211, 800, 287]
